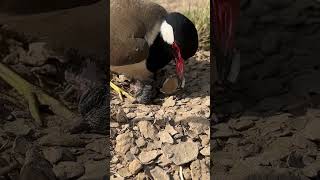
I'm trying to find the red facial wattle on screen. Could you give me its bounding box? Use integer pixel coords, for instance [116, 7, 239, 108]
[172, 42, 184, 80]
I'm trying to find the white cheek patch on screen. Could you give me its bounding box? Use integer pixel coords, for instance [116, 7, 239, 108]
[160, 20, 174, 44]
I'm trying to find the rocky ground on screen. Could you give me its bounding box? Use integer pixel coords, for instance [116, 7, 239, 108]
[0, 28, 107, 179]
[110, 1, 210, 179]
[212, 0, 320, 179]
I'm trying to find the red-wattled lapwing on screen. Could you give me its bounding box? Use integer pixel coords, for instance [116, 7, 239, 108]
[110, 0, 199, 104]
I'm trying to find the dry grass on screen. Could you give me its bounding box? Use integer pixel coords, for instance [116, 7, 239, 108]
[183, 3, 210, 50]
[151, 0, 210, 51]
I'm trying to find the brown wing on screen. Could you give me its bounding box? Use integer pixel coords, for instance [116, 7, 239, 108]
[0, 0, 101, 15]
[110, 0, 167, 66]
[0, 0, 107, 58]
[110, 13, 149, 66]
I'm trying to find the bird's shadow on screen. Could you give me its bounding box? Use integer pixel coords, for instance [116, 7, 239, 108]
[212, 0, 320, 123]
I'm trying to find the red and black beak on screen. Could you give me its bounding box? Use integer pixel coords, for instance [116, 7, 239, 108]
[212, 0, 240, 82]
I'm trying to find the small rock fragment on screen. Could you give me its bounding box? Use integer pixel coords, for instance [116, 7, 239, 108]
[162, 142, 199, 165]
[43, 147, 76, 164]
[117, 167, 131, 178]
[162, 96, 176, 108]
[231, 119, 255, 131]
[135, 137, 146, 147]
[128, 159, 142, 175]
[188, 118, 210, 134]
[85, 139, 107, 155]
[190, 159, 210, 180]
[158, 154, 172, 167]
[213, 123, 238, 138]
[3, 119, 33, 136]
[136, 172, 149, 180]
[115, 132, 134, 155]
[158, 131, 174, 144]
[138, 150, 161, 164]
[79, 160, 107, 180]
[137, 121, 158, 139]
[199, 135, 209, 147]
[200, 147, 210, 156]
[302, 161, 320, 178]
[150, 166, 170, 180]
[302, 118, 320, 142]
[53, 161, 85, 180]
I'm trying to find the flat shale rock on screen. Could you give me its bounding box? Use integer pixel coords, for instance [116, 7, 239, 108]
[200, 147, 210, 156]
[79, 160, 107, 180]
[302, 161, 320, 178]
[138, 150, 161, 164]
[85, 138, 107, 155]
[117, 167, 131, 178]
[302, 118, 320, 142]
[230, 119, 255, 131]
[43, 147, 76, 164]
[188, 118, 210, 134]
[53, 161, 85, 180]
[150, 166, 170, 180]
[158, 131, 174, 144]
[3, 119, 33, 136]
[115, 131, 134, 155]
[128, 159, 142, 175]
[157, 154, 172, 167]
[162, 96, 176, 108]
[162, 142, 199, 165]
[259, 137, 293, 164]
[137, 121, 158, 139]
[190, 159, 209, 180]
[213, 123, 238, 138]
[39, 133, 86, 147]
[135, 137, 146, 147]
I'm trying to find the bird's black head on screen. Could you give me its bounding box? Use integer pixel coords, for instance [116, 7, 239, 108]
[162, 12, 198, 60]
[146, 12, 198, 76]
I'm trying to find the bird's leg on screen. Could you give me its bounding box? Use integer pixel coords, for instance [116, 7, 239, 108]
[110, 81, 135, 101]
[132, 78, 157, 104]
[0, 62, 76, 126]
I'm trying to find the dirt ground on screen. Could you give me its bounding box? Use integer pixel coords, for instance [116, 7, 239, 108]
[110, 0, 210, 179]
[212, 0, 320, 179]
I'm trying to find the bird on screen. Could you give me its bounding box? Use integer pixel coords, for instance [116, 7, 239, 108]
[110, 0, 199, 104]
[211, 0, 240, 85]
[0, 0, 108, 134]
